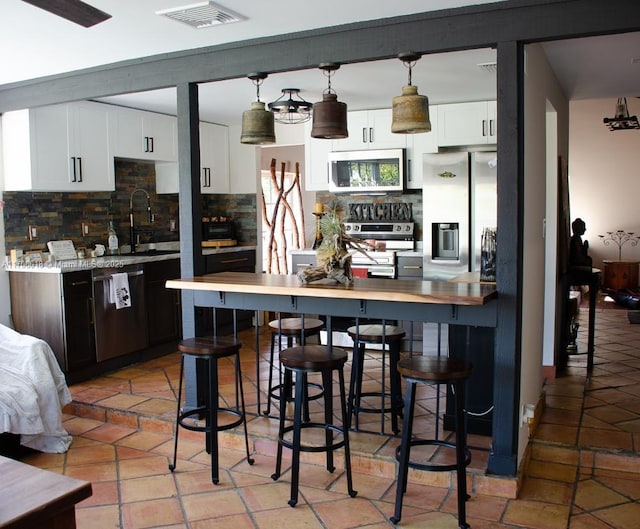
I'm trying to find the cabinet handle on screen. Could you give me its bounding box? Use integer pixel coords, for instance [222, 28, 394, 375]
[149, 136, 154, 153]
[362, 128, 367, 143]
[482, 119, 487, 137]
[88, 297, 95, 326]
[403, 265, 422, 270]
[71, 280, 90, 286]
[369, 127, 374, 143]
[144, 136, 149, 152]
[489, 119, 495, 137]
[70, 157, 77, 182]
[77, 157, 82, 182]
[202, 168, 208, 188]
[220, 257, 248, 264]
[207, 168, 211, 187]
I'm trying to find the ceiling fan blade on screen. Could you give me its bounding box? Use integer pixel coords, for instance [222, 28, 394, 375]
[22, 0, 111, 28]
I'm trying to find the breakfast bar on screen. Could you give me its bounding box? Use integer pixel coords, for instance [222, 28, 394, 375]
[167, 271, 498, 421]
[166, 271, 498, 327]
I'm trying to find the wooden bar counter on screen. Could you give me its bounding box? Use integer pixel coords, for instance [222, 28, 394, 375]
[167, 272, 498, 327]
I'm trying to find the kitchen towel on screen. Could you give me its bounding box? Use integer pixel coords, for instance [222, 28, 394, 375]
[111, 272, 132, 310]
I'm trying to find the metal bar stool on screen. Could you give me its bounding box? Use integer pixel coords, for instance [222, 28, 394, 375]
[264, 315, 325, 420]
[347, 322, 405, 434]
[169, 335, 254, 484]
[391, 356, 472, 527]
[271, 344, 357, 507]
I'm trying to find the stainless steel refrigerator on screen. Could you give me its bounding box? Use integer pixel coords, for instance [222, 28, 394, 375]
[422, 151, 497, 280]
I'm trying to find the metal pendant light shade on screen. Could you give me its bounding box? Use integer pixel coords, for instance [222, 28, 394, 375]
[241, 101, 275, 144]
[240, 73, 276, 145]
[311, 63, 348, 139]
[391, 53, 431, 134]
[392, 85, 431, 134]
[311, 92, 348, 139]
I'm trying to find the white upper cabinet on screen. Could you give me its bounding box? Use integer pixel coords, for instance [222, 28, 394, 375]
[199, 122, 230, 194]
[155, 121, 230, 194]
[332, 109, 407, 151]
[304, 121, 332, 191]
[2, 101, 114, 192]
[112, 106, 177, 162]
[404, 106, 439, 190]
[437, 101, 497, 147]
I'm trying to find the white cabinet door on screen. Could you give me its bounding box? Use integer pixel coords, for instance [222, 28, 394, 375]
[68, 102, 114, 191]
[405, 105, 439, 190]
[332, 109, 406, 151]
[112, 106, 177, 162]
[2, 102, 114, 192]
[200, 122, 230, 194]
[142, 111, 177, 162]
[304, 121, 332, 191]
[155, 121, 230, 194]
[437, 101, 496, 147]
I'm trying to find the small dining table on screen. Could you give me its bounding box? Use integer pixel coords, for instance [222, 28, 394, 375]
[167, 271, 499, 413]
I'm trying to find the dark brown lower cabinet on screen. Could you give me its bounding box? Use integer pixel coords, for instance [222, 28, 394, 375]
[145, 259, 182, 345]
[196, 249, 256, 337]
[9, 270, 96, 373]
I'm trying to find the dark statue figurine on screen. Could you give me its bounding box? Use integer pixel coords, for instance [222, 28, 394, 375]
[569, 217, 592, 268]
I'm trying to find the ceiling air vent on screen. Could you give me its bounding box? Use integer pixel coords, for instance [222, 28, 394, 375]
[156, 1, 246, 29]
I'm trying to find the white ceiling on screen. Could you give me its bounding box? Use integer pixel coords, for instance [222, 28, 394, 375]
[2, 0, 640, 125]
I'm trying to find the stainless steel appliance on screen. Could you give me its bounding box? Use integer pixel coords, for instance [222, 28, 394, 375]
[202, 217, 236, 242]
[343, 221, 415, 250]
[92, 264, 148, 361]
[328, 149, 405, 193]
[344, 221, 415, 279]
[422, 151, 497, 280]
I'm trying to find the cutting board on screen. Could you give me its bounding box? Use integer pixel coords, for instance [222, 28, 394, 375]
[202, 240, 237, 248]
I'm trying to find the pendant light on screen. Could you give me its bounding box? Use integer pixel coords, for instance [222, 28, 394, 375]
[310, 63, 348, 139]
[268, 88, 313, 124]
[603, 97, 640, 131]
[240, 72, 276, 145]
[391, 52, 431, 134]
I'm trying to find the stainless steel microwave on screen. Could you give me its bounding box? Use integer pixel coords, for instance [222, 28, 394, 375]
[328, 149, 405, 193]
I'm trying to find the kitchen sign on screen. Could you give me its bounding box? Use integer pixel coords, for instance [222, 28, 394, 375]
[348, 202, 412, 222]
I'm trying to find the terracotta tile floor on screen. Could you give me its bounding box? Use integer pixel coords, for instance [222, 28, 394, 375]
[15, 301, 640, 528]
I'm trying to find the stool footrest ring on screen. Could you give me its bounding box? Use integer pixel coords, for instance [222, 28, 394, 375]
[395, 439, 471, 473]
[278, 422, 347, 454]
[178, 406, 244, 433]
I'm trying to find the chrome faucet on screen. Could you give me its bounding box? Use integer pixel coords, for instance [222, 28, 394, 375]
[129, 188, 152, 253]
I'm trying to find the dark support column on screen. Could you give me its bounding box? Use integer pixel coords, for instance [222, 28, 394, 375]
[176, 82, 203, 409]
[487, 40, 524, 477]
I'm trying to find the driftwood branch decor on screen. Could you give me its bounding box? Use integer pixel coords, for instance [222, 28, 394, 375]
[297, 208, 374, 285]
[262, 158, 305, 274]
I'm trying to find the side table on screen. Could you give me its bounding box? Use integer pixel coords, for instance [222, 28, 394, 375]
[603, 260, 639, 291]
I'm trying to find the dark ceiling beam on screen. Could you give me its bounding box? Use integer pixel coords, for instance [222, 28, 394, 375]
[1, 0, 640, 112]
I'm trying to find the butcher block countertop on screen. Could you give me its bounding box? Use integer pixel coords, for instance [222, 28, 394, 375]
[166, 271, 497, 306]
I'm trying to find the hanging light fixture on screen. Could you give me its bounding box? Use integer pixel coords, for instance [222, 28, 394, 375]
[603, 97, 640, 131]
[391, 52, 431, 134]
[310, 63, 348, 139]
[268, 88, 313, 124]
[240, 72, 276, 145]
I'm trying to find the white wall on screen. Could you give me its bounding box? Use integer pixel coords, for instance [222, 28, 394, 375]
[0, 116, 10, 327]
[569, 98, 640, 268]
[520, 44, 569, 459]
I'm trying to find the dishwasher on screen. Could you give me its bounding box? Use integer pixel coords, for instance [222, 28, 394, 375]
[92, 264, 148, 362]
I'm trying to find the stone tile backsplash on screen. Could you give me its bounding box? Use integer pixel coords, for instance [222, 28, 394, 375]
[3, 160, 257, 253]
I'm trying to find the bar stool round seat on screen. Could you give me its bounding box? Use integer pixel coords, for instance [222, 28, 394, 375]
[271, 344, 357, 507]
[391, 356, 472, 527]
[347, 323, 405, 434]
[264, 317, 325, 418]
[169, 336, 254, 485]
